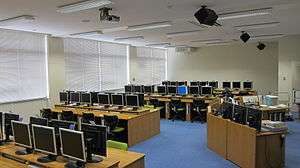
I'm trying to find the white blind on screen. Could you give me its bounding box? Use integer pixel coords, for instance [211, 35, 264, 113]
[136, 47, 166, 85]
[64, 38, 128, 91]
[0, 29, 48, 103]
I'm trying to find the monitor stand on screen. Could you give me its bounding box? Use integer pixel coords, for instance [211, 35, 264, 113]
[86, 139, 103, 163]
[37, 154, 57, 163]
[15, 148, 33, 155]
[65, 161, 85, 168]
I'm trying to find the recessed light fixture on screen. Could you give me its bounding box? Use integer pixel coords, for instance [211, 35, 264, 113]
[114, 36, 144, 41]
[234, 22, 280, 31]
[70, 31, 103, 36]
[206, 41, 231, 46]
[57, 0, 112, 13]
[146, 43, 171, 47]
[0, 15, 35, 26]
[165, 45, 190, 48]
[218, 7, 272, 20]
[190, 39, 223, 44]
[166, 30, 201, 38]
[127, 21, 172, 31]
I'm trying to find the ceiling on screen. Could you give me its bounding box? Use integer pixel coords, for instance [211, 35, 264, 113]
[1, 0, 300, 47]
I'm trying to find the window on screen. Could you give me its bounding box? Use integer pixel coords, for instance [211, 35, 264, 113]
[136, 47, 167, 85]
[64, 38, 128, 91]
[0, 29, 48, 103]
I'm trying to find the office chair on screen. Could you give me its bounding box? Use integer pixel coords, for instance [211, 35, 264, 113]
[103, 115, 125, 141]
[61, 111, 77, 122]
[150, 98, 160, 108]
[82, 113, 95, 124]
[40, 108, 58, 120]
[191, 99, 208, 123]
[169, 99, 186, 121]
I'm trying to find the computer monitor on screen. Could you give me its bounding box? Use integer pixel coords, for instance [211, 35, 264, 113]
[4, 113, 19, 142]
[111, 94, 124, 106]
[190, 81, 199, 86]
[11, 121, 33, 155]
[243, 81, 253, 90]
[137, 93, 144, 106]
[208, 81, 218, 88]
[30, 117, 48, 126]
[125, 85, 132, 93]
[232, 105, 247, 125]
[201, 86, 212, 95]
[178, 81, 185, 86]
[98, 94, 110, 105]
[70, 92, 80, 103]
[189, 86, 199, 95]
[178, 86, 188, 95]
[48, 119, 77, 135]
[199, 81, 208, 86]
[246, 108, 262, 131]
[80, 92, 91, 104]
[59, 92, 68, 103]
[126, 95, 139, 107]
[162, 81, 168, 85]
[90, 92, 99, 105]
[32, 124, 57, 163]
[60, 128, 86, 167]
[157, 86, 166, 95]
[220, 102, 233, 119]
[232, 82, 241, 89]
[222, 82, 231, 89]
[167, 86, 177, 95]
[133, 85, 142, 93]
[143, 85, 153, 93]
[170, 81, 177, 86]
[81, 123, 107, 163]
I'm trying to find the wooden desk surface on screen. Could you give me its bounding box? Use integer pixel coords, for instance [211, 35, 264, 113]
[0, 156, 27, 168]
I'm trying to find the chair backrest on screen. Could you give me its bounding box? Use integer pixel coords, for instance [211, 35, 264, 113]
[107, 140, 128, 151]
[103, 115, 119, 130]
[82, 113, 95, 124]
[150, 99, 159, 107]
[192, 99, 206, 108]
[170, 99, 183, 108]
[40, 108, 52, 120]
[61, 111, 75, 121]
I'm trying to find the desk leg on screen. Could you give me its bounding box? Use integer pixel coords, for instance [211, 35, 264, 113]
[165, 102, 170, 119]
[186, 103, 191, 121]
[78, 116, 82, 130]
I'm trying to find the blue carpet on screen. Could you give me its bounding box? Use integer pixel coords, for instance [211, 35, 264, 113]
[129, 119, 300, 168]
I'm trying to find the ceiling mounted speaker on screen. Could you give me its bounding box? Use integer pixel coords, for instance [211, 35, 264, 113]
[194, 6, 218, 26]
[240, 31, 250, 43]
[257, 42, 266, 50]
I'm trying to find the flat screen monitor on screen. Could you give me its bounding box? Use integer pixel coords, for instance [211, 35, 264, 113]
[157, 86, 166, 94]
[126, 95, 139, 107]
[232, 105, 247, 125]
[222, 82, 231, 89]
[80, 93, 91, 104]
[30, 117, 48, 126]
[190, 81, 199, 86]
[98, 94, 110, 105]
[59, 92, 68, 103]
[178, 81, 185, 86]
[143, 85, 153, 93]
[167, 86, 177, 95]
[232, 82, 241, 89]
[4, 113, 19, 141]
[162, 81, 168, 85]
[170, 81, 177, 86]
[189, 86, 199, 95]
[199, 81, 208, 86]
[178, 86, 188, 95]
[111, 94, 124, 106]
[125, 85, 132, 93]
[137, 93, 144, 106]
[247, 108, 262, 131]
[209, 81, 218, 88]
[81, 123, 107, 162]
[32, 124, 57, 156]
[243, 81, 253, 90]
[12, 121, 32, 149]
[133, 85, 142, 93]
[60, 128, 86, 163]
[90, 92, 99, 105]
[70, 92, 80, 103]
[48, 119, 77, 134]
[221, 102, 233, 119]
[201, 86, 212, 95]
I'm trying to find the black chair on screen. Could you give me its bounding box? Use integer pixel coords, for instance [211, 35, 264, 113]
[40, 108, 58, 120]
[169, 99, 186, 121]
[82, 113, 95, 124]
[61, 111, 77, 122]
[191, 99, 208, 123]
[103, 115, 125, 140]
[149, 98, 160, 108]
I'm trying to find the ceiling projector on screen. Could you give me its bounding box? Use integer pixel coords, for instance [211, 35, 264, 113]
[99, 7, 120, 22]
[194, 6, 218, 26]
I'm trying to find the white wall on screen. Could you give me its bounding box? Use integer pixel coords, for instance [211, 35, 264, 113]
[167, 42, 279, 95]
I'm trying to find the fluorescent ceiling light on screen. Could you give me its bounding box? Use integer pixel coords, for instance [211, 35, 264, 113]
[206, 41, 231, 46]
[146, 43, 171, 47]
[114, 36, 144, 41]
[190, 39, 222, 44]
[166, 30, 201, 38]
[251, 34, 284, 40]
[70, 31, 103, 36]
[57, 0, 112, 13]
[102, 26, 128, 33]
[0, 15, 35, 26]
[234, 22, 280, 31]
[218, 7, 272, 20]
[166, 45, 190, 48]
[127, 21, 172, 31]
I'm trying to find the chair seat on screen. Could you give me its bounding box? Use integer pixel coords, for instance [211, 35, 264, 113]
[107, 140, 128, 151]
[112, 127, 125, 133]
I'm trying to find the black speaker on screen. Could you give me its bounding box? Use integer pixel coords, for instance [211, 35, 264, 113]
[194, 6, 218, 26]
[257, 43, 266, 50]
[240, 32, 250, 43]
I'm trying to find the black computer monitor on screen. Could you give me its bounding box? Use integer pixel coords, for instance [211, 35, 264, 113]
[90, 92, 99, 105]
[246, 108, 262, 131]
[199, 81, 208, 86]
[134, 85, 142, 93]
[48, 119, 77, 134]
[126, 95, 139, 107]
[232, 105, 247, 125]
[222, 82, 231, 89]
[30, 117, 48, 126]
[80, 92, 91, 104]
[178, 81, 185, 86]
[70, 92, 80, 103]
[190, 81, 199, 86]
[221, 102, 233, 119]
[4, 113, 19, 142]
[209, 81, 218, 88]
[32, 124, 57, 163]
[162, 81, 168, 85]
[167, 86, 177, 95]
[170, 81, 177, 86]
[189, 86, 199, 95]
[125, 85, 132, 93]
[59, 92, 68, 103]
[143, 85, 153, 93]
[137, 93, 144, 106]
[157, 86, 166, 95]
[98, 93, 110, 105]
[12, 121, 33, 155]
[243, 81, 253, 90]
[201, 86, 212, 95]
[81, 123, 107, 163]
[60, 128, 86, 167]
[111, 94, 124, 106]
[232, 82, 241, 89]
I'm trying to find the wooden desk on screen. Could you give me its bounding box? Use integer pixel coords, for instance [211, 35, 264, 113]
[0, 156, 27, 168]
[297, 104, 300, 120]
[259, 107, 289, 121]
[52, 106, 160, 147]
[0, 144, 145, 168]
